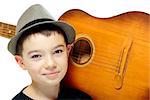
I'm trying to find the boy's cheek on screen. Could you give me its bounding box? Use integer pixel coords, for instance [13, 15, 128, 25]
[58, 57, 68, 64]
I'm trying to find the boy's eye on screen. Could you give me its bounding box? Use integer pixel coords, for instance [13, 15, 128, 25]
[31, 55, 42, 59]
[54, 49, 63, 54]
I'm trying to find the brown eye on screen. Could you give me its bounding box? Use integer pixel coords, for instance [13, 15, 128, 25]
[54, 50, 63, 54]
[31, 55, 42, 58]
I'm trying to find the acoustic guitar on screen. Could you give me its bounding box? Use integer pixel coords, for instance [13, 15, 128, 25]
[59, 9, 150, 100]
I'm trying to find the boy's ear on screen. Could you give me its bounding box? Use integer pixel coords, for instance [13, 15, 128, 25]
[15, 55, 26, 70]
[66, 44, 72, 56]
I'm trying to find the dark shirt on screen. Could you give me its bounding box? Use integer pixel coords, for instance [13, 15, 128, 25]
[12, 87, 92, 100]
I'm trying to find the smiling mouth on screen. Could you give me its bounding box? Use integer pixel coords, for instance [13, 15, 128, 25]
[43, 71, 60, 77]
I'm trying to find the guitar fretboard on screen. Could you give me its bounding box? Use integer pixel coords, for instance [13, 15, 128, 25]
[0, 22, 15, 38]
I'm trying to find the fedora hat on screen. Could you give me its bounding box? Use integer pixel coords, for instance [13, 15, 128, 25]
[8, 4, 75, 55]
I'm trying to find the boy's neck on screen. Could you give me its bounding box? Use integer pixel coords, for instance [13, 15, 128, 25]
[23, 82, 60, 100]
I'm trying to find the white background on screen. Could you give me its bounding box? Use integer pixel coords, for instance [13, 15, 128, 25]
[0, 0, 150, 99]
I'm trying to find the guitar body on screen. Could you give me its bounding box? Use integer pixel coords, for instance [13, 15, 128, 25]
[59, 9, 150, 100]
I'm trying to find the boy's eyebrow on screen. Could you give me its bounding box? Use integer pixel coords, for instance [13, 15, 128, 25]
[27, 45, 65, 55]
[52, 44, 65, 50]
[28, 50, 41, 55]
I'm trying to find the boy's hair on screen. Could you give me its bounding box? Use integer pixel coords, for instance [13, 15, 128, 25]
[16, 24, 67, 56]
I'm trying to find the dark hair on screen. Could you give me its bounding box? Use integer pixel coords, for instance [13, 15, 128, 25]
[16, 24, 67, 56]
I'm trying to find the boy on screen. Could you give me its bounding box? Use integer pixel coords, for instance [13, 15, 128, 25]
[8, 4, 92, 100]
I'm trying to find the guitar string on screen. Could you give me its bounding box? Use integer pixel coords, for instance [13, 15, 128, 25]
[71, 49, 120, 62]
[71, 52, 120, 63]
[71, 56, 119, 71]
[69, 58, 118, 74]
[71, 43, 123, 71]
[71, 48, 121, 65]
[71, 42, 122, 61]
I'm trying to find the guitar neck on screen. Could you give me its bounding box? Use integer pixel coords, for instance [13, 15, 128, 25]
[0, 22, 15, 38]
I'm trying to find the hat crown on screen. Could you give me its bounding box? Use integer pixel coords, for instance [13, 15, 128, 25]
[8, 4, 75, 55]
[16, 4, 55, 34]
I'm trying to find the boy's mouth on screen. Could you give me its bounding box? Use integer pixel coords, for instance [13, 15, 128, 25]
[42, 71, 60, 77]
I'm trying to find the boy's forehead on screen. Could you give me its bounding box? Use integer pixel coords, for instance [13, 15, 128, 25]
[22, 33, 66, 52]
[24, 30, 65, 41]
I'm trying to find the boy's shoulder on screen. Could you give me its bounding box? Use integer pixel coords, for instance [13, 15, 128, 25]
[12, 87, 92, 100]
[12, 87, 32, 100]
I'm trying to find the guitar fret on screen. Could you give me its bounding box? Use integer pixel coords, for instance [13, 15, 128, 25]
[0, 22, 15, 38]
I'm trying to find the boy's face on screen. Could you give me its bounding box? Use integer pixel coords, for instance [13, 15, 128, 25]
[15, 32, 71, 86]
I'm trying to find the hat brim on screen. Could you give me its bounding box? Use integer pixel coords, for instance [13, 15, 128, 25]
[8, 20, 75, 55]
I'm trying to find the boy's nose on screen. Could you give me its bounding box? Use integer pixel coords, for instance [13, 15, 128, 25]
[44, 55, 56, 70]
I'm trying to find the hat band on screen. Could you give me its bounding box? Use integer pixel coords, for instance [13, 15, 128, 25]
[19, 18, 54, 32]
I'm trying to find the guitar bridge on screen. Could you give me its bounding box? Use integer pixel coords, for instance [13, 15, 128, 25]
[114, 38, 133, 90]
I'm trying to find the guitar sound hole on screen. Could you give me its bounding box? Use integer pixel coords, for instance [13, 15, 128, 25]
[71, 37, 92, 65]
